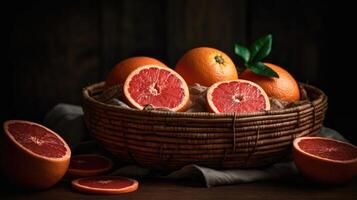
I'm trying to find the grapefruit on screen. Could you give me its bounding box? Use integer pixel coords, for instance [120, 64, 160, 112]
[175, 47, 238, 87]
[206, 80, 270, 113]
[71, 176, 139, 194]
[1, 120, 71, 189]
[239, 63, 300, 102]
[124, 65, 190, 112]
[105, 56, 167, 89]
[293, 137, 357, 184]
[66, 154, 113, 178]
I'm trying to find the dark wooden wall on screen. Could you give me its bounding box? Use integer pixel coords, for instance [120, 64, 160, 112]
[3, 0, 355, 143]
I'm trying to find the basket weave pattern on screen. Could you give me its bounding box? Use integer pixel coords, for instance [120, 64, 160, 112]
[82, 82, 328, 170]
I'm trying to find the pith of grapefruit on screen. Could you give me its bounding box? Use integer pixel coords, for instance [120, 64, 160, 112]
[1, 120, 71, 189]
[124, 65, 190, 112]
[71, 176, 139, 194]
[66, 154, 113, 178]
[206, 80, 270, 113]
[293, 137, 357, 184]
[239, 63, 300, 102]
[105, 56, 167, 89]
[175, 47, 238, 87]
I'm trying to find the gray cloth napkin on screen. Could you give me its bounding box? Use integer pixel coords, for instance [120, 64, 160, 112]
[44, 103, 348, 187]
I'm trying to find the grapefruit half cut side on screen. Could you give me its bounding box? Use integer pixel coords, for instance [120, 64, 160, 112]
[206, 80, 270, 113]
[1, 120, 71, 189]
[71, 176, 139, 194]
[293, 136, 357, 184]
[66, 154, 113, 178]
[123, 65, 190, 112]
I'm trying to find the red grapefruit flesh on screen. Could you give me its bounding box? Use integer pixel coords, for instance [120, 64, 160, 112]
[1, 120, 71, 189]
[206, 80, 270, 113]
[71, 176, 139, 194]
[293, 136, 357, 184]
[66, 154, 113, 178]
[123, 65, 190, 112]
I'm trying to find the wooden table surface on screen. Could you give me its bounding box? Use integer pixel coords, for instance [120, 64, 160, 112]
[1, 175, 356, 200]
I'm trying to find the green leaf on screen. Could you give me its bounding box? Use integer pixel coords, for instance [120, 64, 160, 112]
[249, 34, 272, 63]
[234, 44, 250, 63]
[247, 62, 279, 78]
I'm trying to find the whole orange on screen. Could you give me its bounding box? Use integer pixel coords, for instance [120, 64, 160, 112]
[105, 56, 167, 89]
[239, 63, 300, 102]
[174, 47, 238, 87]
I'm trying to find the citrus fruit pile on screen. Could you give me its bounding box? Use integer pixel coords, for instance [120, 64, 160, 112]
[1, 120, 139, 194]
[105, 45, 300, 114]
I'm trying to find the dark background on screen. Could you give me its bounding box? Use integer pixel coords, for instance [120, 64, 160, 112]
[2, 0, 356, 144]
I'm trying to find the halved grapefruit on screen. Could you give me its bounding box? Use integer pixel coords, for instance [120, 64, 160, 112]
[123, 65, 190, 112]
[105, 56, 168, 89]
[1, 120, 71, 189]
[66, 154, 113, 178]
[206, 80, 270, 113]
[71, 176, 139, 194]
[293, 136, 357, 184]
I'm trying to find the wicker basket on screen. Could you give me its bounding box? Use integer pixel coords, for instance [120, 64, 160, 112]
[82, 82, 328, 170]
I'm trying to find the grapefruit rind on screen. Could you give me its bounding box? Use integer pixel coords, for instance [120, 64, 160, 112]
[71, 176, 139, 194]
[293, 136, 357, 183]
[206, 80, 271, 113]
[123, 65, 190, 112]
[67, 154, 113, 177]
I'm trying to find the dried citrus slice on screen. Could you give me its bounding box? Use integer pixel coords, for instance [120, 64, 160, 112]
[1, 120, 71, 189]
[124, 65, 190, 112]
[71, 176, 139, 194]
[293, 136, 357, 183]
[206, 80, 270, 113]
[66, 154, 113, 178]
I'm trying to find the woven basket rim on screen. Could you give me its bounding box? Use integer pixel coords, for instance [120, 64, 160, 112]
[82, 81, 327, 118]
